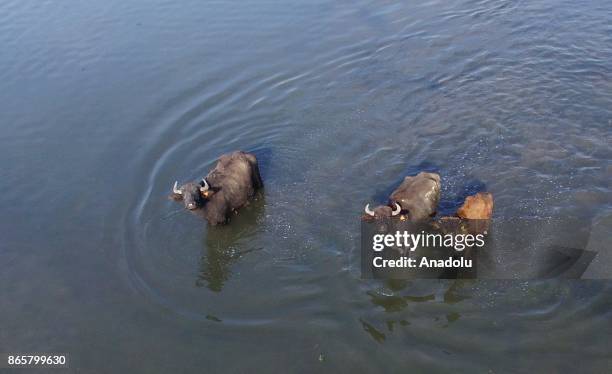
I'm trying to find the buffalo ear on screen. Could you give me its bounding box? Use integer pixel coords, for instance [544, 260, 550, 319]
[169, 193, 183, 201]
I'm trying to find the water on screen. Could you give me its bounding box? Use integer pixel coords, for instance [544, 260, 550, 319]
[1, 0, 612, 371]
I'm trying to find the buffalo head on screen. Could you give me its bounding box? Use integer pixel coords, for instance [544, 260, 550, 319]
[363, 202, 402, 220]
[171, 178, 215, 210]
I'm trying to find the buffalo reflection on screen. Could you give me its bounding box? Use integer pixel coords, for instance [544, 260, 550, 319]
[195, 192, 265, 292]
[359, 280, 471, 343]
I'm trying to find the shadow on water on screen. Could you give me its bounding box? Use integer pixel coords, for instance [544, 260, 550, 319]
[195, 192, 266, 292]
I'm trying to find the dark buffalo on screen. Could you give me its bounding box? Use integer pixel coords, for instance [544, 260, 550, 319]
[364, 172, 441, 221]
[363, 202, 402, 220]
[171, 151, 263, 225]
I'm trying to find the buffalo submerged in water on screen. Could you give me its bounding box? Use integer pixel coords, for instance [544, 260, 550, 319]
[171, 151, 263, 225]
[363, 172, 442, 221]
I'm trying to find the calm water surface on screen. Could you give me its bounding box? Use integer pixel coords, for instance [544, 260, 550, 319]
[1, 0, 612, 372]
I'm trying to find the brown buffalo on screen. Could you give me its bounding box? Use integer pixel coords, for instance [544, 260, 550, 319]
[456, 192, 493, 219]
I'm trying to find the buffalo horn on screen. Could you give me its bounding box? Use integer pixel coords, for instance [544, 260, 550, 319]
[391, 202, 401, 216]
[173, 181, 182, 195]
[200, 178, 210, 192]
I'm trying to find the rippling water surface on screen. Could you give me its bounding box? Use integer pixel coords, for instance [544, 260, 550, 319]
[1, 0, 612, 372]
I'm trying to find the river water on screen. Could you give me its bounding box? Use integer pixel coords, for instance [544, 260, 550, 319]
[1, 0, 611, 372]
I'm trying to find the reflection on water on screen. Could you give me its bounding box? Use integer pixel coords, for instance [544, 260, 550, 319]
[367, 281, 470, 313]
[368, 290, 435, 312]
[197, 193, 266, 292]
[360, 318, 387, 343]
[361, 280, 469, 343]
